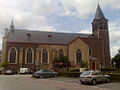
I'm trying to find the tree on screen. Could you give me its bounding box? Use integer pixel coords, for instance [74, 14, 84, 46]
[52, 56, 71, 72]
[1, 62, 9, 74]
[112, 49, 120, 68]
[80, 61, 88, 68]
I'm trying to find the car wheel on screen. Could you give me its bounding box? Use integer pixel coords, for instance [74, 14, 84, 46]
[54, 75, 57, 77]
[106, 78, 111, 83]
[92, 80, 96, 85]
[81, 82, 84, 84]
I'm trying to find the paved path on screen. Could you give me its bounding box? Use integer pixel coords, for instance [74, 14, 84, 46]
[0, 75, 119, 90]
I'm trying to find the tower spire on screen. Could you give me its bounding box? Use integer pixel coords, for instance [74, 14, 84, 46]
[94, 4, 105, 19]
[10, 19, 14, 31]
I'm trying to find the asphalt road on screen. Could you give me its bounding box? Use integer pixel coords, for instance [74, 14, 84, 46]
[0, 75, 119, 90]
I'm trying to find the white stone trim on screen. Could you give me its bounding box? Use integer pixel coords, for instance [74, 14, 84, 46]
[8, 47, 18, 64]
[59, 49, 65, 57]
[75, 48, 83, 64]
[41, 48, 49, 64]
[25, 47, 34, 64]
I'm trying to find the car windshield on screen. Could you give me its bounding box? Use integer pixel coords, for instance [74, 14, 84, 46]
[81, 71, 91, 75]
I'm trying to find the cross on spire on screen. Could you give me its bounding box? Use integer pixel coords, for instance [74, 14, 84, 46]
[98, 0, 99, 4]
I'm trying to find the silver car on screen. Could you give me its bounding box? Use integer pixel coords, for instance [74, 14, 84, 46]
[80, 70, 111, 85]
[32, 69, 58, 78]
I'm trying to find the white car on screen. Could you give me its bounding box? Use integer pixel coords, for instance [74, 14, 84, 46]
[80, 70, 111, 85]
[20, 68, 29, 74]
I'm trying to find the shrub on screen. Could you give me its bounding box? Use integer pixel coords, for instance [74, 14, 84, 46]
[59, 72, 81, 77]
[101, 68, 120, 72]
[104, 73, 120, 81]
[70, 69, 79, 72]
[1, 62, 9, 69]
[53, 56, 71, 72]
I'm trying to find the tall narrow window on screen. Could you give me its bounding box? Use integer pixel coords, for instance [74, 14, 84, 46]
[10, 48, 16, 63]
[89, 49, 92, 56]
[59, 49, 64, 57]
[76, 49, 82, 63]
[27, 48, 32, 64]
[42, 49, 48, 64]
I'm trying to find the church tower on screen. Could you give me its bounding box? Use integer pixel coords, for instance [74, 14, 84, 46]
[92, 4, 110, 67]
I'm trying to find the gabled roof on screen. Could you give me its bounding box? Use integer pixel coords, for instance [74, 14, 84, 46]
[7, 29, 92, 45]
[94, 4, 105, 19]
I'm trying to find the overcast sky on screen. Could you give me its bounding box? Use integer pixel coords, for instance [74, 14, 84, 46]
[0, 0, 120, 58]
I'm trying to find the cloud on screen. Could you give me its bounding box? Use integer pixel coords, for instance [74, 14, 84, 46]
[0, 0, 120, 58]
[109, 20, 120, 44]
[79, 29, 92, 34]
[111, 46, 120, 58]
[32, 0, 70, 16]
[60, 0, 120, 18]
[109, 20, 120, 57]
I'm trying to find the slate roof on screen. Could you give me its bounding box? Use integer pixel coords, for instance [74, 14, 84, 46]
[94, 4, 105, 19]
[7, 29, 92, 44]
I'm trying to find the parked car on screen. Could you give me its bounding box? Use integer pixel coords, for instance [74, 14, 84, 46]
[0, 69, 2, 74]
[20, 68, 29, 74]
[80, 70, 111, 85]
[32, 69, 59, 78]
[5, 69, 18, 75]
[28, 69, 33, 74]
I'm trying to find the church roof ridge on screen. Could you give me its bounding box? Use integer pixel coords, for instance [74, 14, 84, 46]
[14, 29, 91, 36]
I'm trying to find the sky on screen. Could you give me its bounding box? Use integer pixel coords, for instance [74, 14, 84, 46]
[0, 0, 120, 58]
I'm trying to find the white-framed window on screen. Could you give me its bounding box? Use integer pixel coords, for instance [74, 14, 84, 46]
[25, 47, 34, 64]
[76, 49, 82, 63]
[42, 49, 48, 64]
[59, 49, 64, 57]
[8, 47, 18, 64]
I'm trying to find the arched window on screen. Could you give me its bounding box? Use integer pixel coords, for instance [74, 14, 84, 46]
[100, 23, 103, 30]
[26, 48, 32, 64]
[59, 49, 64, 57]
[9, 48, 16, 63]
[89, 49, 92, 56]
[42, 49, 48, 64]
[76, 49, 82, 63]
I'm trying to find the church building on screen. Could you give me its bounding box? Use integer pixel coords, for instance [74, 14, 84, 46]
[1, 4, 111, 71]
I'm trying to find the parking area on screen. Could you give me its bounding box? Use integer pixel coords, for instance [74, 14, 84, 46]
[49, 77, 120, 90]
[0, 75, 120, 90]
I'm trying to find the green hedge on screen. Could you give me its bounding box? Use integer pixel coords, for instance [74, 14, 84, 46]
[101, 68, 120, 71]
[104, 73, 120, 81]
[59, 72, 81, 77]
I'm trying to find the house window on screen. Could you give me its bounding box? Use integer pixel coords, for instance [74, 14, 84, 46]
[42, 49, 48, 64]
[76, 49, 82, 63]
[9, 48, 16, 63]
[59, 49, 64, 57]
[26, 48, 32, 64]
